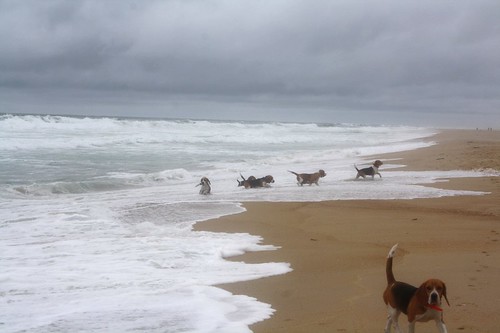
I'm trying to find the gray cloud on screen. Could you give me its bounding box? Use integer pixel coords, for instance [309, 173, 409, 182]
[1, 0, 499, 127]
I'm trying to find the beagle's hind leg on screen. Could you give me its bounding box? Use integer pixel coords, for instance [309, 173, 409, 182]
[385, 306, 403, 333]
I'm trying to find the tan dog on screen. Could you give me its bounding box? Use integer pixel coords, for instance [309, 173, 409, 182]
[196, 177, 211, 195]
[383, 244, 450, 333]
[288, 169, 326, 186]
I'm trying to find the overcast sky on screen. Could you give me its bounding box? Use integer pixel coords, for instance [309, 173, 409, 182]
[1, 0, 499, 127]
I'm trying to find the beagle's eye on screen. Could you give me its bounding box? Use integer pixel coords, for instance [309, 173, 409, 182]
[436, 286, 443, 291]
[426, 286, 433, 291]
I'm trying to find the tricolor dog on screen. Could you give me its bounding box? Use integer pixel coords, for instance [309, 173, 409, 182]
[383, 244, 450, 333]
[288, 169, 326, 186]
[355, 160, 383, 179]
[196, 177, 211, 195]
[237, 174, 275, 188]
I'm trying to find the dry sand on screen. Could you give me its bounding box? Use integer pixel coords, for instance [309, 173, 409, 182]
[195, 129, 500, 333]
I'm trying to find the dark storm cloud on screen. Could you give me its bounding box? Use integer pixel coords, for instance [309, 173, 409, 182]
[1, 0, 499, 126]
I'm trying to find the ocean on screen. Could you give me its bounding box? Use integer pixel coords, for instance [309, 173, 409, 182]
[0, 114, 496, 333]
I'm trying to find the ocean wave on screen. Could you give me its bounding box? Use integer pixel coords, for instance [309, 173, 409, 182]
[7, 168, 196, 197]
[105, 168, 192, 183]
[11, 180, 132, 196]
[0, 114, 436, 151]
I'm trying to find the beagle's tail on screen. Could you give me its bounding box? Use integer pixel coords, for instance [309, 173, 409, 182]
[288, 170, 299, 176]
[354, 164, 360, 172]
[386, 244, 398, 285]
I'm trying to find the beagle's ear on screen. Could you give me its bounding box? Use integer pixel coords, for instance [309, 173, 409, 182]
[442, 282, 450, 306]
[417, 282, 429, 305]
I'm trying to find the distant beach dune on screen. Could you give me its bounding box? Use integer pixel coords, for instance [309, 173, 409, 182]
[195, 129, 500, 333]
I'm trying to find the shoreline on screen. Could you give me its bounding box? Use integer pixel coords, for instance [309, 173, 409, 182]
[194, 129, 500, 333]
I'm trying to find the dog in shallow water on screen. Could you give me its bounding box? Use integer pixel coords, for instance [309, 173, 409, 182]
[354, 160, 383, 179]
[237, 174, 275, 188]
[383, 244, 450, 333]
[288, 169, 326, 186]
[196, 177, 211, 195]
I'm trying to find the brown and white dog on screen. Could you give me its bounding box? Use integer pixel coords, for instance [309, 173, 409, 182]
[196, 177, 211, 195]
[288, 169, 326, 186]
[383, 244, 450, 333]
[355, 160, 383, 179]
[237, 174, 275, 189]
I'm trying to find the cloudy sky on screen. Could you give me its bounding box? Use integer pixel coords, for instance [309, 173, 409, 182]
[1, 0, 499, 127]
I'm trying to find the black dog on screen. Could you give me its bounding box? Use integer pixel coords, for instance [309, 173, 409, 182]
[237, 174, 275, 188]
[355, 160, 383, 179]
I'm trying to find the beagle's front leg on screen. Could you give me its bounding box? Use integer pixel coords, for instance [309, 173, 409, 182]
[435, 319, 447, 333]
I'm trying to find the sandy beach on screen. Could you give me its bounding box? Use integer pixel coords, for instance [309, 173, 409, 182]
[195, 129, 500, 333]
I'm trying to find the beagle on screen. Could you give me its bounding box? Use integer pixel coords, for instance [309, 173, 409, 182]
[237, 174, 275, 188]
[196, 177, 211, 195]
[288, 169, 326, 186]
[383, 244, 450, 333]
[355, 160, 383, 179]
